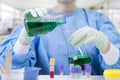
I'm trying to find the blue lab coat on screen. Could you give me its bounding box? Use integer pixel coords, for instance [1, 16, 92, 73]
[0, 8, 120, 75]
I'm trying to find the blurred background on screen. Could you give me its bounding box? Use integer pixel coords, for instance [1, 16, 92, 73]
[0, 0, 120, 43]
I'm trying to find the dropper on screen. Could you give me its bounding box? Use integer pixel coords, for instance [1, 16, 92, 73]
[78, 47, 84, 56]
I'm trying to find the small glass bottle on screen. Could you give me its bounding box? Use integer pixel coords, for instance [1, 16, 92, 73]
[71, 66, 82, 79]
[85, 65, 92, 78]
[76, 66, 82, 78]
[50, 71, 54, 78]
[71, 66, 76, 78]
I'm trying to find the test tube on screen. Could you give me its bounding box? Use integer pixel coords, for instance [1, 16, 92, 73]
[69, 64, 74, 75]
[71, 66, 82, 79]
[71, 66, 76, 78]
[76, 66, 82, 78]
[68, 56, 74, 75]
[85, 65, 92, 78]
[50, 58, 55, 78]
[60, 65, 64, 75]
[50, 71, 54, 78]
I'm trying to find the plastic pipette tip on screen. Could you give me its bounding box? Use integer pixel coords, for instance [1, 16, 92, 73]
[50, 58, 55, 65]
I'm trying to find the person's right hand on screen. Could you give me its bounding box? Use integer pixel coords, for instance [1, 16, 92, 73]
[19, 28, 34, 45]
[19, 8, 48, 45]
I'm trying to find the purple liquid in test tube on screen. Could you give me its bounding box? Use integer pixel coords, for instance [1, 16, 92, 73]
[71, 66, 82, 78]
[71, 67, 76, 78]
[71, 67, 76, 73]
[85, 65, 92, 78]
[85, 65, 92, 73]
[76, 66, 82, 78]
[60, 65, 64, 75]
[77, 66, 82, 73]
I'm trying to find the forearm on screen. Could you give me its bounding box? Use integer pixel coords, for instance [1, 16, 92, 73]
[13, 39, 30, 55]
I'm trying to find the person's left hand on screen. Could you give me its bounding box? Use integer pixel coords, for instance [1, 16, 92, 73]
[69, 26, 109, 52]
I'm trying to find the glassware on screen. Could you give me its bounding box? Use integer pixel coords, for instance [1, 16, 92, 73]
[68, 55, 91, 66]
[71, 66, 82, 79]
[63, 25, 92, 75]
[1, 67, 41, 80]
[85, 65, 92, 78]
[1, 68, 24, 80]
[24, 8, 66, 36]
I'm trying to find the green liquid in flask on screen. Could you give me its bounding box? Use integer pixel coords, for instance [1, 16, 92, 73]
[24, 11, 65, 36]
[68, 55, 92, 66]
[25, 21, 64, 36]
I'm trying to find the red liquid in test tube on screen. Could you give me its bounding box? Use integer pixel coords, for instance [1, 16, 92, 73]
[50, 71, 54, 78]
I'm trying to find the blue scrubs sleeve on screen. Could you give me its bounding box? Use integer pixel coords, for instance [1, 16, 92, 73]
[97, 13, 120, 69]
[0, 24, 36, 69]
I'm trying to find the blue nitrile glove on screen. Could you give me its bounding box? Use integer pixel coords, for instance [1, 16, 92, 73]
[69, 26, 109, 52]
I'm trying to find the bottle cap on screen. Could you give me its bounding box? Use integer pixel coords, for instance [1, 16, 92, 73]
[60, 65, 64, 71]
[50, 58, 55, 65]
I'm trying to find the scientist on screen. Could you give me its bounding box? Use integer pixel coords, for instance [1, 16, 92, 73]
[0, 0, 120, 75]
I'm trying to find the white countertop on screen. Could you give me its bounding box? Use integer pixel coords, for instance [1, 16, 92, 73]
[38, 75, 105, 80]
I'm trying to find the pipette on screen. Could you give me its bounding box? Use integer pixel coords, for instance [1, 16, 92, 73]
[78, 47, 83, 56]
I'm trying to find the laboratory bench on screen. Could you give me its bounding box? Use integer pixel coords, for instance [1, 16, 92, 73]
[38, 75, 104, 80]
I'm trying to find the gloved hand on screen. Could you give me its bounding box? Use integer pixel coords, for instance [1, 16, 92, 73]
[24, 8, 51, 36]
[69, 27, 109, 52]
[19, 8, 48, 45]
[19, 28, 34, 45]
